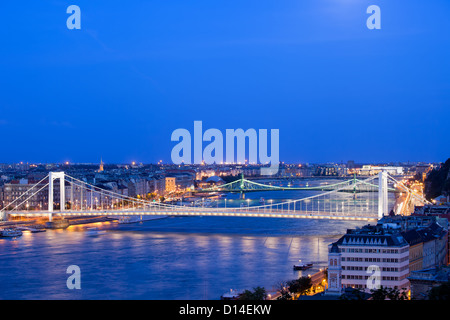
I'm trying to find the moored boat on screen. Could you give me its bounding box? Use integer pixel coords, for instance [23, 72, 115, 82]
[118, 216, 142, 224]
[220, 289, 243, 300]
[0, 228, 23, 238]
[293, 260, 313, 270]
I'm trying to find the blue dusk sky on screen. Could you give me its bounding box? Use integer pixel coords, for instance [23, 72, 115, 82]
[0, 1, 449, 164]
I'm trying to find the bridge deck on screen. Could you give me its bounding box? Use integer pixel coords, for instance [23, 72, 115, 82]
[7, 209, 378, 222]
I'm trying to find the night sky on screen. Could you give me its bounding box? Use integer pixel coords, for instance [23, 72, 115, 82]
[0, 1, 449, 164]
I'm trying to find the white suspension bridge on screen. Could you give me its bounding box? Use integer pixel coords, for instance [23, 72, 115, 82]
[0, 171, 430, 223]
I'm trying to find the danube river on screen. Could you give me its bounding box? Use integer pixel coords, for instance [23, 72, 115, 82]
[0, 179, 393, 300]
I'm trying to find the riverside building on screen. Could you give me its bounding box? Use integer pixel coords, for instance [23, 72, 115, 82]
[326, 223, 410, 295]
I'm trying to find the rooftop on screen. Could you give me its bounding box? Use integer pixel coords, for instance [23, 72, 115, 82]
[408, 266, 450, 283]
[332, 224, 407, 247]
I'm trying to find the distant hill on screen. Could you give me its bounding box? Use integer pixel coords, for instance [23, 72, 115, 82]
[424, 158, 450, 200]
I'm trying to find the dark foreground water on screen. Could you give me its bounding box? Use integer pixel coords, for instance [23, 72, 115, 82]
[0, 216, 367, 300]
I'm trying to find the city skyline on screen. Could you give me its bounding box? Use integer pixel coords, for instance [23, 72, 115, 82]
[0, 158, 441, 166]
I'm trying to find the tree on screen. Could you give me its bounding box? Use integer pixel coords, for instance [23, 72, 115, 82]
[251, 286, 267, 300]
[339, 288, 367, 300]
[424, 158, 450, 200]
[385, 287, 408, 300]
[287, 276, 312, 298]
[238, 287, 267, 300]
[428, 282, 450, 300]
[275, 281, 292, 300]
[146, 192, 157, 200]
[287, 279, 299, 296]
[370, 286, 408, 300]
[297, 276, 313, 296]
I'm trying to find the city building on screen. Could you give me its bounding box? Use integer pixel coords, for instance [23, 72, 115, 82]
[401, 229, 424, 272]
[411, 207, 450, 264]
[1, 179, 51, 210]
[165, 171, 195, 191]
[433, 195, 449, 205]
[408, 266, 450, 300]
[165, 177, 176, 193]
[326, 215, 449, 297]
[326, 224, 410, 295]
[358, 166, 404, 176]
[325, 243, 343, 296]
[148, 176, 166, 194]
[314, 165, 347, 177]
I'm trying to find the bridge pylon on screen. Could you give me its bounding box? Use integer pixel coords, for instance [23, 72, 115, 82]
[352, 173, 357, 199]
[48, 172, 65, 222]
[377, 171, 388, 220]
[239, 173, 245, 199]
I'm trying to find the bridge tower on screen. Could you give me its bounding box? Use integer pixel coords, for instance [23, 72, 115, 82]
[377, 171, 388, 220]
[48, 172, 65, 222]
[239, 173, 245, 199]
[325, 243, 342, 296]
[352, 173, 357, 199]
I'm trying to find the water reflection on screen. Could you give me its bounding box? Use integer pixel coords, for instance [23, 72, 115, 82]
[0, 215, 366, 299]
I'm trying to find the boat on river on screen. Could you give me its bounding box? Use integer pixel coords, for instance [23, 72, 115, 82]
[118, 216, 142, 224]
[86, 227, 106, 236]
[220, 289, 243, 300]
[0, 228, 23, 238]
[293, 260, 313, 270]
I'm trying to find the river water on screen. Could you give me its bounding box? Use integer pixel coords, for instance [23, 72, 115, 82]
[0, 178, 392, 300]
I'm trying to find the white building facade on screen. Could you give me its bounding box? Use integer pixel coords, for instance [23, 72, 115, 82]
[327, 226, 410, 294]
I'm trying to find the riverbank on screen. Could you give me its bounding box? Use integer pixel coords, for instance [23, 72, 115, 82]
[0, 216, 118, 230]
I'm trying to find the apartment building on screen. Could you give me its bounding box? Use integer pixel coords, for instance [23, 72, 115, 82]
[1, 179, 51, 210]
[326, 216, 449, 297]
[326, 224, 410, 295]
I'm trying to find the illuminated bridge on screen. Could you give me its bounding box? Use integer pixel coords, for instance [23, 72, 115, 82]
[0, 172, 430, 223]
[194, 174, 397, 195]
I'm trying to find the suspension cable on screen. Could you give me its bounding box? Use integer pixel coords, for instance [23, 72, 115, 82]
[0, 174, 49, 213]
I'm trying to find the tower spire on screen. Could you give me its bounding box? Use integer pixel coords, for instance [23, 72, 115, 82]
[99, 157, 104, 172]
